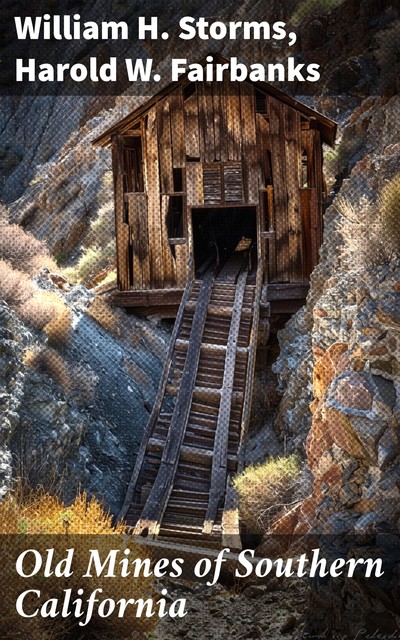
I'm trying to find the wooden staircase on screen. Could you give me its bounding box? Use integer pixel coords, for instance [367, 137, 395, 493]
[118, 254, 266, 548]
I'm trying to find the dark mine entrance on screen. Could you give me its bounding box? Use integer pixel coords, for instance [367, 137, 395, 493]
[191, 206, 257, 274]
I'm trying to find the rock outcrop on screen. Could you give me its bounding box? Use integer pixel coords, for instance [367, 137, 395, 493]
[0, 282, 168, 514]
[271, 94, 400, 635]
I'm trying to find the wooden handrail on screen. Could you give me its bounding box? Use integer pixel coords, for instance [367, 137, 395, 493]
[117, 257, 194, 523]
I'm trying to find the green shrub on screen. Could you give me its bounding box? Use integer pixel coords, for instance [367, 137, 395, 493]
[233, 455, 301, 534]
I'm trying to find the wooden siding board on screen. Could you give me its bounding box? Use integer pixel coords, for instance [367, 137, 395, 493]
[225, 79, 241, 161]
[157, 100, 174, 194]
[186, 163, 203, 207]
[240, 84, 258, 204]
[198, 81, 215, 163]
[145, 109, 164, 288]
[111, 135, 130, 290]
[256, 113, 272, 185]
[300, 188, 313, 279]
[268, 97, 289, 282]
[284, 108, 303, 282]
[184, 91, 200, 159]
[126, 192, 151, 289]
[212, 82, 222, 162]
[175, 242, 189, 288]
[161, 196, 177, 287]
[169, 87, 186, 168]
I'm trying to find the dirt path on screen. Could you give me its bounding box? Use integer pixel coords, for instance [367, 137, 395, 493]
[150, 578, 308, 640]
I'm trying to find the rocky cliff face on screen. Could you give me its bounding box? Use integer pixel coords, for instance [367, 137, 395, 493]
[0, 280, 168, 514]
[271, 93, 400, 635]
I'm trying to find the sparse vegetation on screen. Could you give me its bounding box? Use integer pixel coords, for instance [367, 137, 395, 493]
[24, 346, 97, 404]
[0, 216, 72, 343]
[233, 455, 301, 534]
[24, 346, 71, 392]
[87, 296, 121, 336]
[380, 173, 400, 253]
[0, 259, 35, 306]
[0, 485, 156, 639]
[42, 303, 72, 344]
[19, 291, 68, 331]
[64, 175, 116, 286]
[334, 173, 400, 269]
[68, 240, 115, 286]
[0, 213, 56, 274]
[0, 484, 124, 535]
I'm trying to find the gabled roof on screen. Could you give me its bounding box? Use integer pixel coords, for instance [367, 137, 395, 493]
[93, 53, 337, 147]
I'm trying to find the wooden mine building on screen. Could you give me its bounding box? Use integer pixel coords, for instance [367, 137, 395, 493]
[94, 56, 336, 545]
[94, 54, 336, 317]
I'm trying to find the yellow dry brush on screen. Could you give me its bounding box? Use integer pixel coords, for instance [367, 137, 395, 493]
[0, 488, 160, 639]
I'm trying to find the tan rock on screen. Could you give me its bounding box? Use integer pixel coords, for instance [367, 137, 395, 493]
[323, 407, 367, 459]
[335, 372, 373, 411]
[306, 413, 334, 470]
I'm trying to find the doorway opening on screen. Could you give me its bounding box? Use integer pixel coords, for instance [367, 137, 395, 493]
[191, 206, 257, 275]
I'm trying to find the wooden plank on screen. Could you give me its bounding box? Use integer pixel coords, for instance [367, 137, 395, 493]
[147, 439, 237, 469]
[184, 90, 200, 159]
[112, 288, 184, 306]
[126, 192, 150, 289]
[145, 108, 164, 288]
[169, 87, 185, 168]
[133, 274, 214, 537]
[236, 259, 263, 471]
[221, 476, 241, 550]
[284, 108, 303, 282]
[117, 266, 194, 523]
[301, 129, 315, 187]
[111, 135, 130, 290]
[212, 82, 221, 162]
[300, 188, 313, 279]
[161, 195, 177, 287]
[256, 113, 272, 186]
[198, 81, 215, 163]
[266, 185, 277, 282]
[266, 282, 309, 300]
[240, 84, 258, 204]
[175, 242, 188, 288]
[186, 162, 203, 207]
[214, 80, 228, 162]
[157, 99, 174, 194]
[268, 97, 289, 282]
[309, 187, 320, 272]
[225, 79, 241, 161]
[313, 130, 323, 247]
[203, 270, 248, 534]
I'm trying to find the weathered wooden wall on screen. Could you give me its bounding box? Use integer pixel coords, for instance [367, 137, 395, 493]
[112, 81, 324, 294]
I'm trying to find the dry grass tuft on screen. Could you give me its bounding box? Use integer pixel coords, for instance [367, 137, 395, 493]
[43, 304, 72, 345]
[24, 347, 96, 404]
[18, 291, 65, 331]
[0, 218, 53, 274]
[0, 485, 124, 535]
[87, 296, 121, 337]
[0, 486, 156, 639]
[0, 259, 35, 306]
[233, 455, 301, 534]
[334, 178, 400, 269]
[24, 346, 71, 392]
[380, 172, 400, 252]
